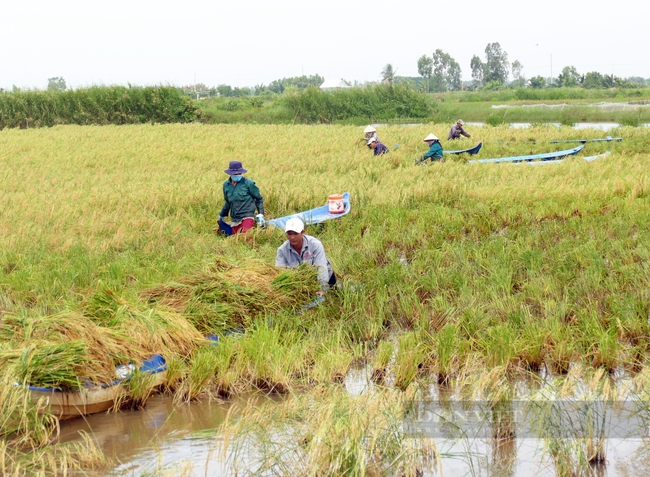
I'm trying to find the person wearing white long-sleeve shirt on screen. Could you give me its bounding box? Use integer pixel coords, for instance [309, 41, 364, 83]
[275, 218, 336, 295]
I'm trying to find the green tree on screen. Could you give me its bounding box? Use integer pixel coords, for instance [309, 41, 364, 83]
[268, 80, 285, 94]
[217, 84, 233, 97]
[417, 55, 433, 92]
[529, 75, 546, 89]
[470, 55, 484, 89]
[556, 66, 581, 87]
[582, 71, 604, 89]
[47, 77, 66, 91]
[431, 49, 462, 91]
[381, 64, 396, 84]
[483, 43, 509, 84]
[511, 60, 525, 87]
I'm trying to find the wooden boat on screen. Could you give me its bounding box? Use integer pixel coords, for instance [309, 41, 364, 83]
[467, 145, 584, 164]
[28, 354, 167, 420]
[443, 142, 482, 155]
[267, 192, 350, 230]
[550, 136, 622, 144]
[511, 151, 611, 166]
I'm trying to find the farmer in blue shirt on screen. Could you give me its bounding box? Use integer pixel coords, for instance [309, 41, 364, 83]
[275, 217, 336, 295]
[367, 137, 390, 156]
[219, 161, 264, 234]
[416, 133, 444, 164]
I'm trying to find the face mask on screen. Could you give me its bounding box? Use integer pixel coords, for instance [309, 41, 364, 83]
[231, 175, 243, 182]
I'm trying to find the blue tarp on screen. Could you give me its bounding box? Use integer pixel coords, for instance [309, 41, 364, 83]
[268, 192, 351, 230]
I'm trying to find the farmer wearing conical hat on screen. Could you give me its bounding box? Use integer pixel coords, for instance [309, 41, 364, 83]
[448, 119, 471, 140]
[364, 125, 380, 143]
[416, 133, 444, 164]
[219, 160, 264, 234]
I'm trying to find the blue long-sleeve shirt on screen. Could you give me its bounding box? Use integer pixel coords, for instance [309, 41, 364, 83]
[275, 235, 334, 290]
[373, 141, 390, 156]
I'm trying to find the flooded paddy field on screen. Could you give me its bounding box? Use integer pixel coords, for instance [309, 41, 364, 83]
[2, 122, 650, 476]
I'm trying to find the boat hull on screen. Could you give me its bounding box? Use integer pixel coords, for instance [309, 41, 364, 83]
[29, 371, 167, 420]
[468, 145, 584, 164]
[444, 142, 482, 155]
[268, 192, 351, 230]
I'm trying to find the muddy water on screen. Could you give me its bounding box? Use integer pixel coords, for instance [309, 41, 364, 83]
[58, 367, 650, 476]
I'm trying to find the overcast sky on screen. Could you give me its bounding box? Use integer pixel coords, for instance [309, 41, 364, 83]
[1, 0, 648, 91]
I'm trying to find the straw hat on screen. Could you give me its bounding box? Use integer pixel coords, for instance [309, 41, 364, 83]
[423, 133, 439, 142]
[364, 125, 376, 133]
[367, 137, 377, 145]
[457, 119, 464, 125]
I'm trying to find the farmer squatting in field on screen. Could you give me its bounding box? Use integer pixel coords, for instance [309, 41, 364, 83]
[448, 119, 471, 140]
[219, 160, 265, 233]
[364, 125, 379, 143]
[418, 133, 444, 163]
[275, 217, 337, 296]
[367, 137, 390, 155]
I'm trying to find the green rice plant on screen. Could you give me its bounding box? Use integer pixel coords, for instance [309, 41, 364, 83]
[233, 320, 308, 394]
[517, 319, 548, 371]
[620, 113, 641, 127]
[434, 323, 457, 384]
[579, 314, 621, 372]
[0, 430, 108, 476]
[527, 367, 613, 475]
[215, 388, 437, 476]
[479, 323, 519, 369]
[161, 355, 186, 392]
[173, 346, 220, 402]
[121, 369, 160, 410]
[0, 341, 87, 390]
[394, 332, 426, 391]
[310, 349, 354, 385]
[0, 373, 58, 449]
[370, 340, 394, 383]
[211, 336, 239, 397]
[485, 113, 508, 126]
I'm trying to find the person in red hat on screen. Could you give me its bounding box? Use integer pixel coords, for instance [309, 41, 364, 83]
[219, 161, 264, 234]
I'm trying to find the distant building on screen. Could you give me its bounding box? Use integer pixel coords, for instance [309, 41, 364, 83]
[320, 79, 351, 91]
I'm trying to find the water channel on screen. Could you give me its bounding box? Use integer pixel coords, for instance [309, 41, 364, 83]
[58, 365, 650, 476]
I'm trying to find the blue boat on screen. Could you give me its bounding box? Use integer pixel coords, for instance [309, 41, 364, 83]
[444, 142, 482, 155]
[268, 192, 351, 230]
[468, 145, 584, 164]
[550, 136, 622, 144]
[511, 151, 610, 166]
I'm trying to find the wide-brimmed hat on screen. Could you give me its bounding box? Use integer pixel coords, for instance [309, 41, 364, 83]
[456, 119, 464, 125]
[285, 217, 305, 233]
[364, 125, 376, 133]
[423, 133, 439, 142]
[224, 161, 247, 175]
[367, 137, 377, 145]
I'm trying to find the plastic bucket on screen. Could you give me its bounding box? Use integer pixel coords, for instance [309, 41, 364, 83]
[328, 194, 345, 214]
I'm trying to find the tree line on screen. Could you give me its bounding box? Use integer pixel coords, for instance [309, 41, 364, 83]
[409, 42, 648, 92]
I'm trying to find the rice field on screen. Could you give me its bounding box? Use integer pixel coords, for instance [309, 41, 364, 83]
[1, 122, 650, 475]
